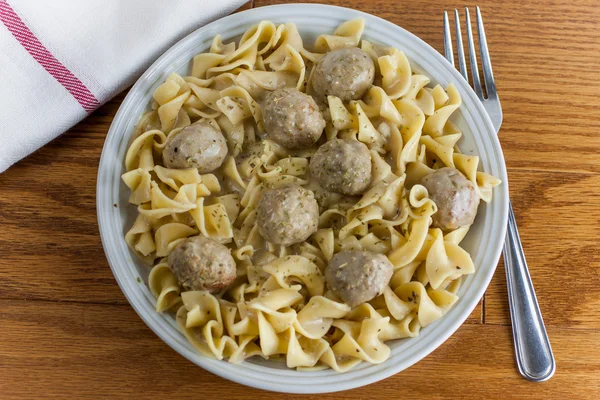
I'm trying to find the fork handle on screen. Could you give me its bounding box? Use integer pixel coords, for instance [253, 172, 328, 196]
[503, 202, 556, 381]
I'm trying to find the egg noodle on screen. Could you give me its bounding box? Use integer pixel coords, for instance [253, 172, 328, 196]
[122, 19, 501, 371]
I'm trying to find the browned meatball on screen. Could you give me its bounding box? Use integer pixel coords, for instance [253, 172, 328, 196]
[325, 250, 393, 307]
[162, 119, 228, 173]
[420, 167, 480, 231]
[168, 236, 236, 293]
[262, 88, 326, 149]
[309, 138, 372, 196]
[257, 184, 319, 246]
[311, 47, 375, 103]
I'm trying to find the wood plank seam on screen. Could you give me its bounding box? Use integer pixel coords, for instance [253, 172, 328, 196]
[482, 293, 486, 324]
[0, 297, 128, 307]
[506, 167, 600, 176]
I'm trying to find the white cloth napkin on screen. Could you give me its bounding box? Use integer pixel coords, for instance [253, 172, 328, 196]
[0, 0, 247, 172]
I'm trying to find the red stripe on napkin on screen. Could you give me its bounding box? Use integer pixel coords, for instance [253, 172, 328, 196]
[0, 0, 100, 113]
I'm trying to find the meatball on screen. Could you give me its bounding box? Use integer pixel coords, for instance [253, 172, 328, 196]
[325, 250, 393, 308]
[420, 167, 480, 231]
[262, 88, 326, 149]
[168, 236, 236, 293]
[257, 184, 319, 246]
[309, 139, 372, 196]
[311, 47, 375, 102]
[162, 119, 227, 173]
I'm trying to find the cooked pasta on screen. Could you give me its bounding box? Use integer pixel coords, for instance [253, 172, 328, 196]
[122, 19, 501, 371]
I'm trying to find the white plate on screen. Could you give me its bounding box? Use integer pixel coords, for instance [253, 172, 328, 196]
[97, 3, 509, 393]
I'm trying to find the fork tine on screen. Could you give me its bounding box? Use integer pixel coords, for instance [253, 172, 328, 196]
[465, 7, 484, 100]
[476, 6, 497, 97]
[443, 11, 454, 66]
[454, 9, 468, 80]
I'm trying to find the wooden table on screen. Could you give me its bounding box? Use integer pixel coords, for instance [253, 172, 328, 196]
[1, 0, 599, 398]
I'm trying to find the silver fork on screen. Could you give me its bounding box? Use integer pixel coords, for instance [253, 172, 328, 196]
[443, 7, 555, 382]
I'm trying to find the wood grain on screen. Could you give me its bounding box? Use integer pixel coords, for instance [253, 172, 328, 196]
[0, 93, 126, 305]
[1, 300, 599, 400]
[486, 170, 600, 329]
[1, 0, 600, 398]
